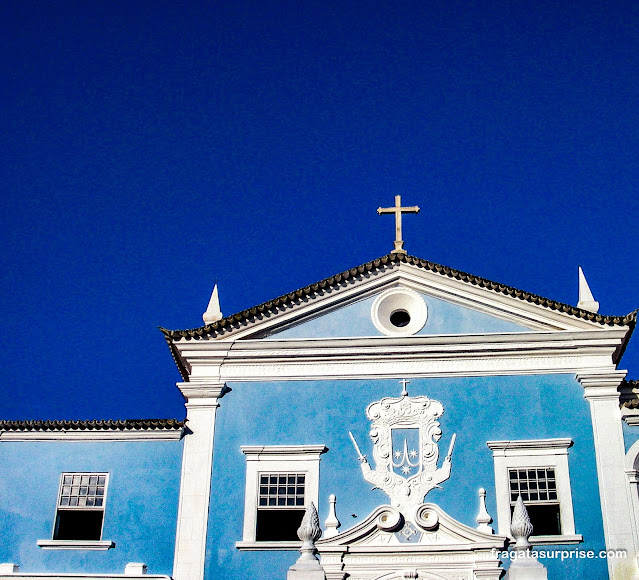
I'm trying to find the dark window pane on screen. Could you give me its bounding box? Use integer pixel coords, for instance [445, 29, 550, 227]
[54, 510, 103, 541]
[526, 504, 561, 536]
[256, 509, 304, 541]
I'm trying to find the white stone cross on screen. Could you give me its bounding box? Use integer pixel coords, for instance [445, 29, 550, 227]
[377, 195, 420, 254]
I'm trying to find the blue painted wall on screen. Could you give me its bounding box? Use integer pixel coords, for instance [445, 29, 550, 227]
[205, 374, 606, 580]
[623, 420, 639, 454]
[271, 292, 531, 339]
[0, 439, 182, 575]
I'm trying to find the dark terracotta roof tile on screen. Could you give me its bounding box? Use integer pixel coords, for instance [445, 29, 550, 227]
[621, 380, 639, 409]
[0, 418, 185, 432]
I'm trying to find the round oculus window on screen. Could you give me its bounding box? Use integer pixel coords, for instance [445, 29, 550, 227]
[371, 288, 428, 336]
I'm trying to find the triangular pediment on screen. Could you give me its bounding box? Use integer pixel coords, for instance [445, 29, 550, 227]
[162, 254, 634, 344]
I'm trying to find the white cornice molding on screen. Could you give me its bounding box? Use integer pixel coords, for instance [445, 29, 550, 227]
[0, 430, 182, 442]
[241, 445, 328, 458]
[577, 371, 627, 400]
[487, 438, 573, 454]
[0, 574, 167, 580]
[174, 330, 626, 382]
[623, 415, 639, 426]
[177, 382, 230, 402]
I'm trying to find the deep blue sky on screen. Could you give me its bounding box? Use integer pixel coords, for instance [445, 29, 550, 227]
[1, 1, 638, 421]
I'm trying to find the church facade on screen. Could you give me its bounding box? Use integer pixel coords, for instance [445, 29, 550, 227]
[1, 204, 639, 580]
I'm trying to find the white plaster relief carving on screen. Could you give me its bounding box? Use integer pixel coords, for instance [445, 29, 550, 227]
[351, 390, 454, 511]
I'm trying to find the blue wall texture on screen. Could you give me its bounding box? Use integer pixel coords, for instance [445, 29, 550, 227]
[0, 439, 182, 575]
[205, 374, 607, 580]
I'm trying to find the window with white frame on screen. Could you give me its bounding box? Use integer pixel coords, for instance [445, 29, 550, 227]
[487, 439, 582, 545]
[237, 445, 327, 549]
[53, 473, 108, 541]
[508, 467, 560, 535]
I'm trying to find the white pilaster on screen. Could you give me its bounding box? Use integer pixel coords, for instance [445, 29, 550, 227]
[173, 382, 230, 580]
[577, 371, 639, 578]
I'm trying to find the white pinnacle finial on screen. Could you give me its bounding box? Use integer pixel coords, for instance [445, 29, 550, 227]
[476, 488, 494, 534]
[577, 267, 599, 313]
[203, 284, 223, 324]
[400, 379, 410, 397]
[324, 494, 341, 538]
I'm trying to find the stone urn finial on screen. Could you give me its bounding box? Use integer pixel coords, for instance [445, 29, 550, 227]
[510, 495, 533, 550]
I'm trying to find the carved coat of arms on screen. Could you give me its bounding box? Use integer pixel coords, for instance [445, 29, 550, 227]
[350, 383, 455, 511]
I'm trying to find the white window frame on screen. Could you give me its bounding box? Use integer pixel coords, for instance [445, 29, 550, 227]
[487, 438, 582, 545]
[236, 445, 327, 550]
[37, 472, 114, 550]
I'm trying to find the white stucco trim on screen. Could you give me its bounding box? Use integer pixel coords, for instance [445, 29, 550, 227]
[578, 371, 639, 578]
[238, 444, 327, 548]
[625, 440, 639, 568]
[0, 430, 183, 442]
[622, 414, 639, 426]
[172, 383, 228, 580]
[487, 438, 580, 544]
[235, 541, 300, 551]
[175, 328, 627, 383]
[35, 540, 114, 550]
[0, 575, 168, 580]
